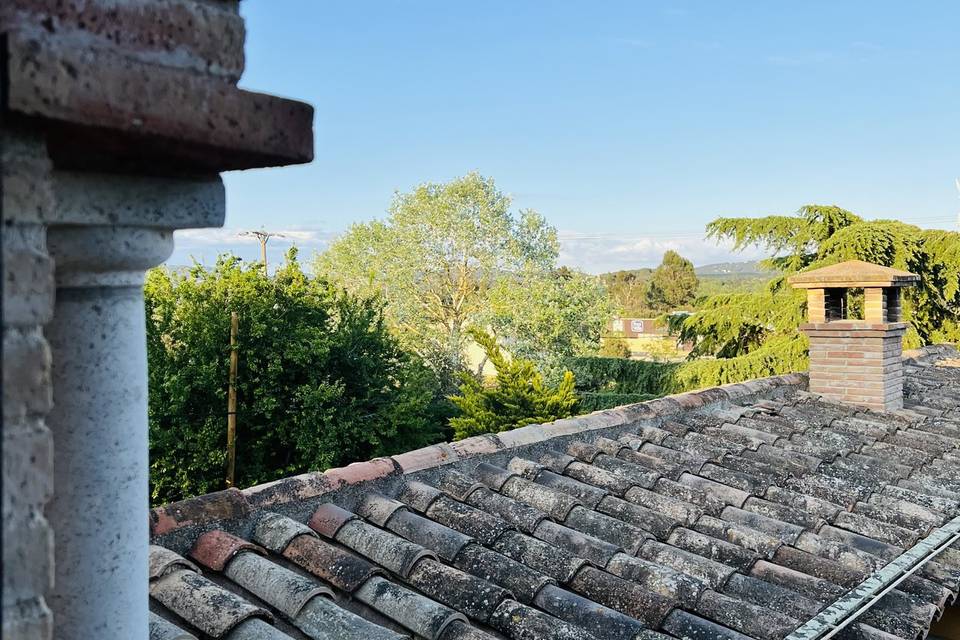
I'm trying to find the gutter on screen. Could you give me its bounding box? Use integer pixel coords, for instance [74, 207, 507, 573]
[786, 514, 960, 640]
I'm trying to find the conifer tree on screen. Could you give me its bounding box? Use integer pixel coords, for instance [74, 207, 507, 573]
[646, 250, 699, 311]
[449, 329, 577, 439]
[673, 205, 960, 390]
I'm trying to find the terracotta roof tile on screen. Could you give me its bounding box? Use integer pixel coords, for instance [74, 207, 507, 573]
[453, 542, 554, 604]
[149, 612, 197, 640]
[220, 550, 332, 618]
[279, 533, 380, 593]
[419, 493, 515, 546]
[531, 583, 649, 640]
[565, 504, 652, 553]
[189, 529, 264, 572]
[406, 557, 511, 623]
[354, 575, 465, 639]
[662, 608, 753, 640]
[667, 527, 758, 572]
[147, 346, 960, 640]
[489, 598, 600, 640]
[608, 551, 704, 608]
[333, 517, 436, 578]
[533, 519, 621, 567]
[694, 588, 798, 640]
[492, 528, 587, 583]
[148, 547, 273, 638]
[381, 506, 474, 562]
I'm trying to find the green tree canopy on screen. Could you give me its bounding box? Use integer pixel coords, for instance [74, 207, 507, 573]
[484, 266, 614, 379]
[645, 250, 699, 311]
[449, 330, 577, 440]
[602, 269, 653, 316]
[146, 250, 444, 503]
[674, 205, 960, 389]
[315, 173, 610, 386]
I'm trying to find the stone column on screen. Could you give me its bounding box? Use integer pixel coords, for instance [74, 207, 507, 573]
[2, 2, 312, 635]
[39, 171, 224, 639]
[44, 226, 174, 639]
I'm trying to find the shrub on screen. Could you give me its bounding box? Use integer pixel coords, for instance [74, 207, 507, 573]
[449, 330, 577, 439]
[146, 250, 446, 504]
[599, 334, 632, 359]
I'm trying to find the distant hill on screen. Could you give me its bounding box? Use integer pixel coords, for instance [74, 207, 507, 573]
[694, 260, 772, 276]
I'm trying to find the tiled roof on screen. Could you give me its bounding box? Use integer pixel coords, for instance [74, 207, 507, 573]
[148, 345, 960, 640]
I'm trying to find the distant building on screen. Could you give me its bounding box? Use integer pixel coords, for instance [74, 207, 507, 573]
[610, 317, 665, 337]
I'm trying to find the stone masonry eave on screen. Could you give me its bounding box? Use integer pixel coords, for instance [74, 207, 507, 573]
[1, 30, 314, 175]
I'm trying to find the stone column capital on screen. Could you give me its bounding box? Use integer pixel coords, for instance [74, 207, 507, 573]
[47, 225, 174, 288]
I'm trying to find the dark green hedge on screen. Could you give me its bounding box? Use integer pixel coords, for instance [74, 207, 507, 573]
[577, 392, 659, 412]
[564, 356, 679, 396]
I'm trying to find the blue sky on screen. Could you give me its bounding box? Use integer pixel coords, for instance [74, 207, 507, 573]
[171, 1, 960, 273]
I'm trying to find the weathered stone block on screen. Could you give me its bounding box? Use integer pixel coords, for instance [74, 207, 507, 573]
[52, 171, 225, 230]
[2, 328, 53, 421]
[1, 130, 56, 225]
[1, 597, 53, 640]
[2, 420, 53, 511]
[2, 227, 54, 327]
[1, 513, 53, 603]
[3, 31, 313, 174]
[1, 0, 246, 81]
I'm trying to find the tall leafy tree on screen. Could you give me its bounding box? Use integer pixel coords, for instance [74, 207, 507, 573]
[449, 330, 577, 440]
[146, 250, 445, 503]
[645, 250, 699, 311]
[674, 205, 960, 390]
[602, 269, 653, 316]
[484, 266, 615, 379]
[315, 173, 560, 383]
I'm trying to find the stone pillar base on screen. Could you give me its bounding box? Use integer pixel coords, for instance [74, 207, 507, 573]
[803, 322, 906, 411]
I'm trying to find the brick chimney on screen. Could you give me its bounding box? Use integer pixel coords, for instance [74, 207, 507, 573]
[789, 260, 919, 411]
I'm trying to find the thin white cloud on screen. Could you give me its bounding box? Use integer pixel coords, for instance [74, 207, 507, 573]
[167, 227, 336, 269]
[557, 231, 767, 273]
[167, 227, 768, 275]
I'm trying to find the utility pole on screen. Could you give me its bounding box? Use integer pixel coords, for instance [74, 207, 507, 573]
[226, 311, 239, 488]
[240, 230, 285, 274]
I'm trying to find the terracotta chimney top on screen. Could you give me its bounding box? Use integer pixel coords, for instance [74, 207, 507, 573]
[788, 260, 919, 289]
[791, 260, 918, 411]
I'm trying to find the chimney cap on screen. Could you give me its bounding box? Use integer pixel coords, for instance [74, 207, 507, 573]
[788, 260, 919, 289]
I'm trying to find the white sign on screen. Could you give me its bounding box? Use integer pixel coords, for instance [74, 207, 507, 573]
[630, 319, 644, 333]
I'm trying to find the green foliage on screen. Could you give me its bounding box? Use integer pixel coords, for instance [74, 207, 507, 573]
[146, 250, 446, 504]
[601, 268, 654, 316]
[646, 250, 700, 311]
[485, 266, 615, 378]
[671, 335, 809, 390]
[314, 173, 559, 385]
[449, 330, 577, 440]
[695, 273, 769, 298]
[567, 334, 808, 401]
[708, 205, 863, 273]
[578, 392, 658, 412]
[682, 205, 960, 385]
[564, 356, 678, 395]
[679, 288, 807, 359]
[599, 333, 632, 359]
